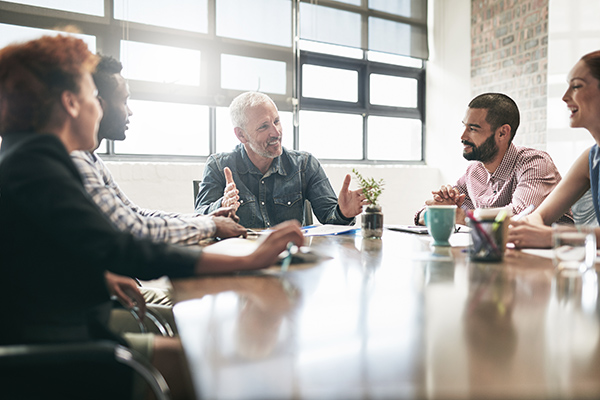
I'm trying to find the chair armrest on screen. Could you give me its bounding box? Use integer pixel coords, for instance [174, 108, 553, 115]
[0, 340, 171, 400]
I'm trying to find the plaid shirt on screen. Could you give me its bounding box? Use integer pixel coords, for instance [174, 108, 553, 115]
[71, 151, 216, 244]
[415, 144, 573, 224]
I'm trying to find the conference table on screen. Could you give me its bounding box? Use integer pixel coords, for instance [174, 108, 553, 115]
[171, 228, 600, 400]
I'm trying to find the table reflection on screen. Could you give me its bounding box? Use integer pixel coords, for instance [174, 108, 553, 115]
[464, 264, 517, 397]
[173, 231, 600, 400]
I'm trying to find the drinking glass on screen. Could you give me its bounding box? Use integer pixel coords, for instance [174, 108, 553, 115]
[552, 225, 596, 272]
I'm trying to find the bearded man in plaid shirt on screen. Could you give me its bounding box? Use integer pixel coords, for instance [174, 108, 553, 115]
[415, 93, 573, 226]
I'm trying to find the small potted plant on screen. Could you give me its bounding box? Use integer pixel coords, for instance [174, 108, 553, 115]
[353, 168, 385, 238]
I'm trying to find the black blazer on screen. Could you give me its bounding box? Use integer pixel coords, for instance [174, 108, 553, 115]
[0, 133, 199, 345]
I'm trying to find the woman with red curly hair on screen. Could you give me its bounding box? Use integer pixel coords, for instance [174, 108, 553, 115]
[0, 34, 302, 399]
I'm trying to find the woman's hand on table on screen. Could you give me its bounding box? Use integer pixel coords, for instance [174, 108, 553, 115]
[507, 214, 553, 249]
[247, 220, 304, 269]
[195, 220, 304, 274]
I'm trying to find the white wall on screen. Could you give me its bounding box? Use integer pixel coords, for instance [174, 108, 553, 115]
[105, 0, 472, 226]
[426, 0, 472, 185]
[546, 0, 600, 176]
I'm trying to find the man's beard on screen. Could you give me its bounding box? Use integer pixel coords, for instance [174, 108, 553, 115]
[98, 112, 127, 142]
[248, 138, 282, 159]
[462, 133, 499, 163]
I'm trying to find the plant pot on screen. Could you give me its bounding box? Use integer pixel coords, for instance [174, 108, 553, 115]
[362, 205, 383, 239]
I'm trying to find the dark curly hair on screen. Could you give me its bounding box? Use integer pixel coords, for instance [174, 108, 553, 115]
[93, 55, 123, 100]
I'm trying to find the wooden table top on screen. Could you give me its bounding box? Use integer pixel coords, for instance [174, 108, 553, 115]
[172, 229, 600, 400]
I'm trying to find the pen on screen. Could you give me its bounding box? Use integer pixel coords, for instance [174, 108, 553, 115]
[281, 242, 294, 272]
[513, 204, 535, 221]
[492, 209, 507, 232]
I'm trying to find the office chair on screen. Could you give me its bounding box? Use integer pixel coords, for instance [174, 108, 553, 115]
[304, 199, 313, 226]
[572, 188, 599, 226]
[111, 291, 177, 337]
[193, 179, 201, 208]
[0, 340, 171, 400]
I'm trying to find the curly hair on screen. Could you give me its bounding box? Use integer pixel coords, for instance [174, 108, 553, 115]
[0, 34, 98, 135]
[93, 54, 123, 100]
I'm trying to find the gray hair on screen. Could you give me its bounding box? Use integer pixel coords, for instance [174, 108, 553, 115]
[229, 92, 277, 131]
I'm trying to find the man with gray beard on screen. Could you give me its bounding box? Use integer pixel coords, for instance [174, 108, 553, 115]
[195, 91, 367, 229]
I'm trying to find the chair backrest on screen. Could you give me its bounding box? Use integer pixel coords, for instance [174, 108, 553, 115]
[304, 199, 313, 226]
[193, 180, 202, 207]
[572, 188, 599, 226]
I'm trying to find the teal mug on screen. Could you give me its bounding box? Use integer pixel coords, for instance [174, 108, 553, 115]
[424, 205, 457, 246]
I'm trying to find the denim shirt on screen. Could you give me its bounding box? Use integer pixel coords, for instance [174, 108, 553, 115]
[195, 144, 354, 229]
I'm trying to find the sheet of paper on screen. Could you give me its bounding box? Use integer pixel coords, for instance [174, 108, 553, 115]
[449, 232, 471, 247]
[203, 237, 259, 257]
[202, 237, 324, 266]
[301, 224, 359, 236]
[456, 224, 471, 233]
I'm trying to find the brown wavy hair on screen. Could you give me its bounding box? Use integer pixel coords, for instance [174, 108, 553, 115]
[581, 50, 600, 88]
[0, 34, 98, 135]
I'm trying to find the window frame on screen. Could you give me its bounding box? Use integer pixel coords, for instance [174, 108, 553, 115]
[299, 50, 426, 163]
[0, 0, 427, 164]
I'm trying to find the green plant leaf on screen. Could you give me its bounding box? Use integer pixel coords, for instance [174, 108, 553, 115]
[352, 168, 385, 206]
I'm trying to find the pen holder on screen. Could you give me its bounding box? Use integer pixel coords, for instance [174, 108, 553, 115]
[467, 217, 507, 262]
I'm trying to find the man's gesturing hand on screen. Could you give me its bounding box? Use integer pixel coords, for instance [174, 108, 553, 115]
[338, 174, 367, 218]
[222, 167, 240, 210]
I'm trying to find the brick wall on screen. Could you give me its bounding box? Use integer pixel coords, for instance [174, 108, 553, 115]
[471, 0, 549, 149]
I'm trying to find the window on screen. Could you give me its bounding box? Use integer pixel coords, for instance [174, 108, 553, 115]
[370, 74, 417, 108]
[114, 0, 208, 33]
[121, 41, 201, 86]
[298, 0, 427, 162]
[221, 55, 287, 94]
[302, 65, 358, 102]
[368, 116, 422, 161]
[216, 0, 291, 47]
[300, 3, 361, 49]
[114, 100, 209, 156]
[299, 111, 363, 160]
[2, 0, 103, 16]
[0, 0, 427, 163]
[0, 22, 96, 51]
[299, 51, 425, 161]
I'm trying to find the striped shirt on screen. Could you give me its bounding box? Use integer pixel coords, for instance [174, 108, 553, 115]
[71, 151, 216, 244]
[415, 143, 573, 224]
